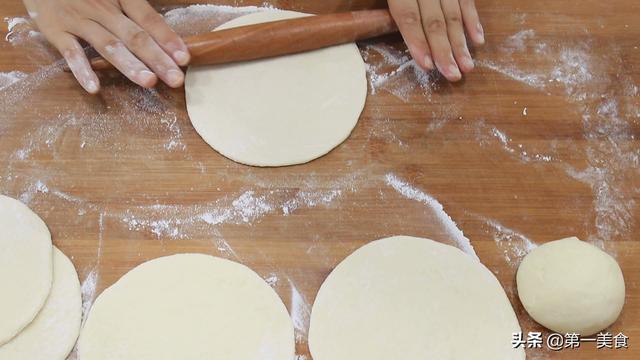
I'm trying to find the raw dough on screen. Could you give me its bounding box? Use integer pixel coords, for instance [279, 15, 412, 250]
[185, 11, 367, 167]
[309, 235, 524, 360]
[0, 247, 82, 360]
[0, 195, 52, 345]
[517, 236, 625, 335]
[77, 254, 294, 359]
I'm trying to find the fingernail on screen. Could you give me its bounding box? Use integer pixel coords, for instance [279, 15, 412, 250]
[85, 80, 98, 93]
[477, 23, 486, 44]
[173, 50, 190, 65]
[462, 49, 475, 70]
[423, 55, 434, 70]
[166, 69, 183, 87]
[462, 57, 474, 70]
[449, 53, 463, 77]
[449, 64, 462, 79]
[138, 70, 156, 86]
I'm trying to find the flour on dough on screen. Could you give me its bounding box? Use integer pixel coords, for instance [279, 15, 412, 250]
[309, 235, 525, 360]
[77, 254, 294, 360]
[517, 237, 625, 335]
[0, 247, 82, 360]
[185, 10, 367, 166]
[0, 195, 52, 345]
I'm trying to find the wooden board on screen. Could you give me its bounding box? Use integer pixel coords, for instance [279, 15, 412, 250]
[1, 0, 638, 358]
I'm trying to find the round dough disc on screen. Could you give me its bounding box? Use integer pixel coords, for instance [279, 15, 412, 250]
[309, 236, 524, 360]
[516, 237, 625, 335]
[0, 195, 52, 345]
[0, 247, 82, 360]
[77, 254, 294, 359]
[185, 11, 367, 167]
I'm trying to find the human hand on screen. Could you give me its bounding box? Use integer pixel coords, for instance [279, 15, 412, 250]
[22, 0, 190, 93]
[387, 0, 484, 81]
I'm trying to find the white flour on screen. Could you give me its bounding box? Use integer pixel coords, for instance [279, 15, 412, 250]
[366, 116, 408, 148]
[361, 43, 440, 101]
[264, 273, 279, 287]
[115, 183, 353, 239]
[550, 46, 594, 101]
[384, 173, 479, 260]
[477, 215, 537, 266]
[0, 70, 27, 90]
[477, 28, 638, 246]
[80, 267, 98, 326]
[503, 29, 536, 54]
[0, 61, 63, 119]
[288, 278, 311, 343]
[490, 126, 553, 162]
[163, 4, 269, 37]
[477, 59, 547, 89]
[4, 16, 30, 42]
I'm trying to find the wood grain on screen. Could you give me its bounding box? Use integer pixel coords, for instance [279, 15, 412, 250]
[0, 0, 638, 359]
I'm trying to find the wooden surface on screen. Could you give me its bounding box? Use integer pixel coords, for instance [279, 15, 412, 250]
[1, 0, 638, 359]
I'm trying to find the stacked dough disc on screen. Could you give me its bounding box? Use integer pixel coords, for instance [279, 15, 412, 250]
[0, 195, 82, 360]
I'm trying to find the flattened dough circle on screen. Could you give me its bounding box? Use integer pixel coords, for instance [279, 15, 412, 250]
[309, 236, 525, 360]
[77, 254, 294, 360]
[0, 195, 52, 345]
[0, 247, 82, 360]
[185, 11, 367, 166]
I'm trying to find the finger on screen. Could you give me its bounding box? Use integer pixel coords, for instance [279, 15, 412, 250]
[460, 0, 485, 45]
[47, 31, 100, 93]
[121, 0, 190, 66]
[100, 14, 184, 87]
[70, 20, 157, 88]
[442, 0, 474, 73]
[418, 0, 461, 81]
[388, 0, 434, 70]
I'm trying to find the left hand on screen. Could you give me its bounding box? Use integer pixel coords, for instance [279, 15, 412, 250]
[387, 0, 485, 81]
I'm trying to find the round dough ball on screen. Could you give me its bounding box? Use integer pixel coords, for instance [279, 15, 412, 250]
[185, 10, 367, 167]
[0, 247, 82, 360]
[517, 237, 625, 335]
[0, 195, 52, 345]
[78, 254, 294, 360]
[309, 236, 524, 360]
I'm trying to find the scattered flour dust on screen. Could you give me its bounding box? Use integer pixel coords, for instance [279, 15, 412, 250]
[477, 215, 537, 266]
[66, 266, 99, 359]
[0, 70, 27, 90]
[476, 59, 546, 89]
[263, 273, 279, 288]
[547, 45, 637, 247]
[503, 29, 536, 54]
[0, 60, 64, 118]
[80, 267, 99, 325]
[4, 16, 30, 43]
[281, 189, 342, 215]
[361, 43, 440, 101]
[476, 28, 637, 246]
[163, 4, 273, 37]
[288, 277, 311, 344]
[489, 126, 553, 162]
[384, 173, 479, 260]
[118, 179, 355, 240]
[4, 16, 49, 58]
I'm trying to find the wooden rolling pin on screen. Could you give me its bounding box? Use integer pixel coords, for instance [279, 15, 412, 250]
[70, 9, 397, 72]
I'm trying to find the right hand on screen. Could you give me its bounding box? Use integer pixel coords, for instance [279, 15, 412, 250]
[22, 0, 191, 94]
[388, 0, 485, 82]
